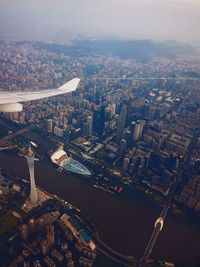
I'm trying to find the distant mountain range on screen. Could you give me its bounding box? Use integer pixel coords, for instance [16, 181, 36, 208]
[30, 39, 198, 63]
[71, 39, 197, 62]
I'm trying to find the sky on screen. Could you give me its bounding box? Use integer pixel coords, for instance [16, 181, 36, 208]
[1, 0, 200, 42]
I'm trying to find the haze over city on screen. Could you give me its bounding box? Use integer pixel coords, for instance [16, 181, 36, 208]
[1, 0, 200, 42]
[0, 0, 200, 267]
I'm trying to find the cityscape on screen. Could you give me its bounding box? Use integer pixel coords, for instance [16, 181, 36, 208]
[0, 0, 200, 267]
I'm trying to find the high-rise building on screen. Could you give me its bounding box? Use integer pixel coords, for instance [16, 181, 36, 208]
[4, 112, 19, 121]
[47, 119, 53, 133]
[133, 120, 145, 141]
[105, 107, 112, 121]
[87, 116, 93, 136]
[92, 109, 99, 134]
[122, 157, 130, 171]
[36, 217, 45, 232]
[124, 129, 132, 147]
[105, 103, 116, 120]
[130, 121, 136, 132]
[98, 104, 105, 136]
[54, 126, 64, 137]
[133, 121, 141, 141]
[46, 225, 55, 247]
[20, 223, 29, 239]
[120, 139, 126, 154]
[28, 218, 35, 233]
[129, 163, 135, 175]
[26, 143, 38, 204]
[139, 120, 145, 138]
[116, 104, 127, 143]
[41, 239, 49, 255]
[137, 158, 145, 176]
[67, 260, 75, 267]
[82, 120, 89, 137]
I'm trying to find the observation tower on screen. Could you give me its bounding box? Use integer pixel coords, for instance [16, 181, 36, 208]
[26, 142, 38, 204]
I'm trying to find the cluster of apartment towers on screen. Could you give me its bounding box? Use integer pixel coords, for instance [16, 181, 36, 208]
[27, 118, 144, 204]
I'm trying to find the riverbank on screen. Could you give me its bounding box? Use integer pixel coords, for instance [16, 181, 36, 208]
[0, 152, 200, 266]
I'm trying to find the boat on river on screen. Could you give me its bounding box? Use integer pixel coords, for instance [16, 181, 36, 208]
[50, 145, 91, 177]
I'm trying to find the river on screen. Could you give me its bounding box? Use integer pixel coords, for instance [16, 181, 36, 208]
[0, 152, 200, 267]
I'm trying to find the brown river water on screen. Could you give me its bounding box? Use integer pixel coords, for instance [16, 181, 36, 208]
[0, 152, 200, 267]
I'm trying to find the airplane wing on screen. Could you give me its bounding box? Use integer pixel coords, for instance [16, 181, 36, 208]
[0, 78, 80, 112]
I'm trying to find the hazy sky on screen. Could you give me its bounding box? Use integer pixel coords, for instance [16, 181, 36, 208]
[1, 0, 200, 42]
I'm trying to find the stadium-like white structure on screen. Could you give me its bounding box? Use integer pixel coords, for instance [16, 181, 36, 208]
[51, 145, 91, 176]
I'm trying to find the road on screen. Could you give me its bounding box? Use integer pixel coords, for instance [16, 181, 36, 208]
[0, 125, 31, 145]
[0, 114, 53, 146]
[72, 212, 137, 266]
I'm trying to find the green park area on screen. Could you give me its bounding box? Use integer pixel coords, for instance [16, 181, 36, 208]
[0, 212, 20, 236]
[0, 206, 27, 236]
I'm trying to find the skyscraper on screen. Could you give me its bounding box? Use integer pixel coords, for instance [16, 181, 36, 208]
[54, 126, 64, 137]
[41, 239, 49, 255]
[116, 104, 127, 143]
[120, 139, 127, 154]
[106, 103, 116, 120]
[82, 120, 89, 137]
[26, 143, 38, 204]
[98, 104, 105, 136]
[28, 218, 35, 233]
[92, 109, 99, 134]
[87, 116, 93, 136]
[46, 224, 55, 247]
[122, 157, 130, 171]
[20, 223, 29, 239]
[47, 119, 53, 133]
[133, 120, 145, 141]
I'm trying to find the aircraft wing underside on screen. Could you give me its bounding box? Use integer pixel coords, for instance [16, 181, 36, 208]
[0, 78, 80, 112]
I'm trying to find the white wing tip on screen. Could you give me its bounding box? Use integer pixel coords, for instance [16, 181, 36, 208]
[58, 78, 80, 92]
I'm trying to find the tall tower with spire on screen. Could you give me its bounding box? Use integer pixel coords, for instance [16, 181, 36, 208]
[26, 142, 38, 204]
